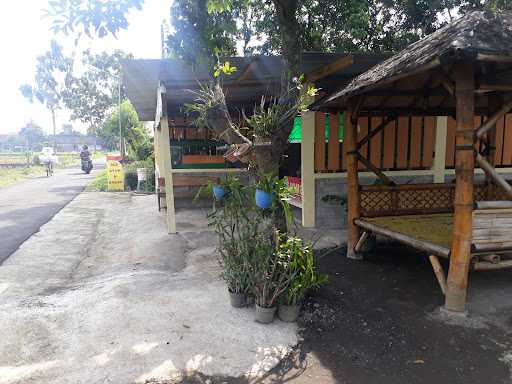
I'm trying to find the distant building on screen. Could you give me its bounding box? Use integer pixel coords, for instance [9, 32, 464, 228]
[49, 133, 103, 152]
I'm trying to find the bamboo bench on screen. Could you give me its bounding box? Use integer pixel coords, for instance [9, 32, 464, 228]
[353, 183, 512, 294]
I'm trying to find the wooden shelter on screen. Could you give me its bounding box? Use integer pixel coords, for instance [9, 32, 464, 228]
[312, 10, 512, 312]
[122, 53, 388, 232]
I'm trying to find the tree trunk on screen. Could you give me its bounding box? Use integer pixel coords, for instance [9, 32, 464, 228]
[51, 108, 57, 151]
[271, 0, 301, 168]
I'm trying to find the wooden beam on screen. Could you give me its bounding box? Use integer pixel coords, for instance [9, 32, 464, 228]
[473, 259, 512, 270]
[478, 83, 512, 92]
[354, 219, 450, 258]
[429, 255, 447, 295]
[346, 100, 362, 260]
[436, 71, 455, 97]
[236, 58, 260, 84]
[475, 96, 512, 138]
[354, 231, 369, 253]
[356, 115, 396, 150]
[486, 94, 501, 198]
[475, 153, 512, 198]
[355, 152, 396, 186]
[445, 62, 475, 313]
[305, 55, 353, 83]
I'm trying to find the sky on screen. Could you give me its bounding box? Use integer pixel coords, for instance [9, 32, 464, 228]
[0, 0, 172, 135]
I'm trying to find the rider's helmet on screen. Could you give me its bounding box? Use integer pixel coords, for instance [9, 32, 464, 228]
[82, 145, 88, 150]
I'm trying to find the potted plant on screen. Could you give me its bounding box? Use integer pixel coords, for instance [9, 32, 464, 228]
[278, 237, 328, 322]
[213, 184, 226, 199]
[251, 232, 299, 323]
[255, 173, 276, 209]
[205, 177, 259, 307]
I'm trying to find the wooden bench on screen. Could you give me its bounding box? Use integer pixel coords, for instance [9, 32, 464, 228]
[157, 176, 220, 211]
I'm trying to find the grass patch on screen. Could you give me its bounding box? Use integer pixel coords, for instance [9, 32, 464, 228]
[0, 166, 45, 189]
[86, 168, 108, 191]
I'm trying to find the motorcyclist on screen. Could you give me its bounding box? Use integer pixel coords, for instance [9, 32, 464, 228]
[80, 145, 90, 161]
[80, 145, 93, 173]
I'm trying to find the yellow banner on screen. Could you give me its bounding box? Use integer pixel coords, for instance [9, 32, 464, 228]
[107, 160, 124, 191]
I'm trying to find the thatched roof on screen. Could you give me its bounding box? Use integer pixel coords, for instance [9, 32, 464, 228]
[316, 11, 512, 110]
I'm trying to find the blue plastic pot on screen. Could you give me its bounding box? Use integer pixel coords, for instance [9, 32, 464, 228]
[255, 189, 273, 208]
[213, 185, 226, 199]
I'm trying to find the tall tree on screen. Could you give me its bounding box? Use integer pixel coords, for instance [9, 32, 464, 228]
[20, 40, 72, 149]
[62, 50, 133, 141]
[99, 100, 150, 157]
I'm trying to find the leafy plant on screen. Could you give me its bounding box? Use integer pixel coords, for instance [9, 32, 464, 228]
[278, 236, 328, 306]
[256, 173, 276, 193]
[206, 176, 260, 295]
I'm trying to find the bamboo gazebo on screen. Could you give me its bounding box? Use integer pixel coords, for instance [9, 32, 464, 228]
[313, 10, 512, 312]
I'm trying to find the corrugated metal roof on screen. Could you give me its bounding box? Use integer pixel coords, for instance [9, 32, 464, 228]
[122, 52, 389, 121]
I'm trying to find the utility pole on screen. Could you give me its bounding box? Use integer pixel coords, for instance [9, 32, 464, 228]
[118, 77, 124, 159]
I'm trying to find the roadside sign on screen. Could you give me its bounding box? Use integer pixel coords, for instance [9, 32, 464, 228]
[107, 160, 124, 191]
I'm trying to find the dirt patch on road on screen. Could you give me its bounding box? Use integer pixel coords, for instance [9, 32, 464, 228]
[175, 244, 512, 384]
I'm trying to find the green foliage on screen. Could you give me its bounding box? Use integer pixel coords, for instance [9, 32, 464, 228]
[213, 60, 237, 77]
[20, 40, 71, 114]
[206, 176, 260, 294]
[166, 0, 238, 65]
[123, 158, 155, 192]
[167, 0, 512, 58]
[278, 235, 328, 306]
[44, 0, 144, 38]
[87, 168, 109, 191]
[62, 50, 133, 134]
[205, 175, 310, 306]
[99, 99, 150, 155]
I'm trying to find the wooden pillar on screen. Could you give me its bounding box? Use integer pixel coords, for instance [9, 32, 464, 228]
[445, 62, 475, 312]
[346, 100, 361, 259]
[301, 111, 316, 227]
[433, 116, 448, 183]
[160, 92, 177, 234]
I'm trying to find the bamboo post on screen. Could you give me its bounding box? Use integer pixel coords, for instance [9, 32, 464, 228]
[429, 255, 447, 295]
[354, 231, 369, 253]
[346, 99, 361, 259]
[445, 62, 475, 313]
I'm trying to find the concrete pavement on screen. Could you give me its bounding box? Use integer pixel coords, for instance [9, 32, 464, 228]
[0, 163, 101, 264]
[0, 193, 297, 383]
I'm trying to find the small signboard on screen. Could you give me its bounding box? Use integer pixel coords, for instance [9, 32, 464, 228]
[107, 160, 124, 191]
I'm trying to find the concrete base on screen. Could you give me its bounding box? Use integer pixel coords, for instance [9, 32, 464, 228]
[0, 193, 297, 383]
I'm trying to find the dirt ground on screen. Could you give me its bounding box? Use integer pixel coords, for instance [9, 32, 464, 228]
[175, 243, 512, 384]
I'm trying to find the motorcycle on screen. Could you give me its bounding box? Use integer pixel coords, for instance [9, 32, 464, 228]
[81, 158, 93, 174]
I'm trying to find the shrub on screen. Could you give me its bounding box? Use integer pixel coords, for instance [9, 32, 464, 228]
[124, 170, 138, 191]
[32, 155, 41, 166]
[123, 158, 155, 192]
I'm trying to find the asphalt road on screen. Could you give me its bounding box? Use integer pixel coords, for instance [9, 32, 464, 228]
[0, 162, 102, 264]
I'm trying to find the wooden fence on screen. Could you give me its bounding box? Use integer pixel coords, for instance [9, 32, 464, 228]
[314, 112, 512, 173]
